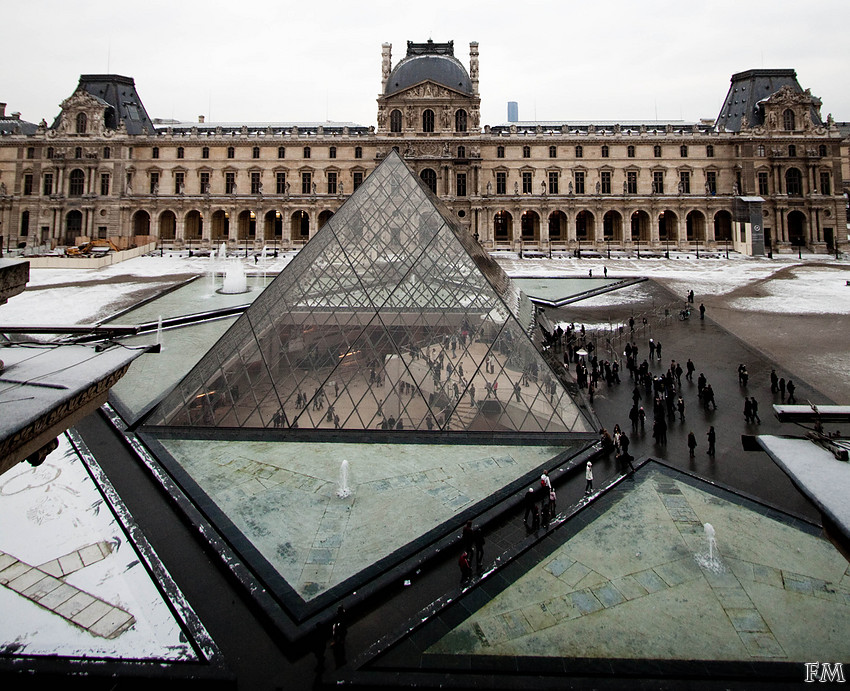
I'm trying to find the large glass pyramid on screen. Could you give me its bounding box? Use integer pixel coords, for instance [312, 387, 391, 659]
[148, 152, 593, 435]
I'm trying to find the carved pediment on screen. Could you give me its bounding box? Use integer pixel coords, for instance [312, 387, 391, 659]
[56, 90, 110, 135]
[391, 81, 471, 101]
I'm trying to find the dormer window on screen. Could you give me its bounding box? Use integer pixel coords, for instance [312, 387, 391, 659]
[783, 109, 796, 131]
[422, 109, 435, 133]
[76, 112, 87, 134]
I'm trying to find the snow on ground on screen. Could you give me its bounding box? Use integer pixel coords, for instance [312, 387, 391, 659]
[727, 265, 850, 315]
[0, 434, 199, 659]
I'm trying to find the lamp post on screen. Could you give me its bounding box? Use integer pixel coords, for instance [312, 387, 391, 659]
[695, 235, 700, 259]
[724, 235, 729, 259]
[606, 235, 611, 259]
[635, 236, 641, 259]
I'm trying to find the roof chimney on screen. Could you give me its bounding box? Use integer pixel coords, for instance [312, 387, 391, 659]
[11, 112, 20, 120]
[0, 103, 6, 117]
[198, 115, 205, 123]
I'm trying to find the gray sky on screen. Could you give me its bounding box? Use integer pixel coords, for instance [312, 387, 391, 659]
[4, 0, 849, 127]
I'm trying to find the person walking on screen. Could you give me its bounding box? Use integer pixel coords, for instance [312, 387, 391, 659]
[750, 396, 761, 423]
[707, 426, 716, 456]
[584, 461, 593, 494]
[687, 431, 697, 457]
[770, 369, 779, 393]
[655, 341, 662, 361]
[459, 551, 472, 585]
[686, 358, 695, 381]
[677, 396, 685, 421]
[787, 380, 797, 404]
[522, 487, 537, 526]
[699, 302, 706, 320]
[743, 397, 753, 423]
[472, 525, 485, 569]
[779, 377, 786, 400]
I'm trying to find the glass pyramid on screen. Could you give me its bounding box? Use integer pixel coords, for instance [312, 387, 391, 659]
[148, 152, 593, 435]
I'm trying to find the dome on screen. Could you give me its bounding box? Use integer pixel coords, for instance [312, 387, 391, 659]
[385, 54, 473, 97]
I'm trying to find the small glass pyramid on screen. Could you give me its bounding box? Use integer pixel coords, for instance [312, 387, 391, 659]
[148, 152, 593, 435]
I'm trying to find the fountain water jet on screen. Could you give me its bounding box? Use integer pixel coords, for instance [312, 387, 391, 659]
[219, 258, 249, 294]
[337, 459, 351, 498]
[156, 315, 164, 350]
[694, 522, 724, 573]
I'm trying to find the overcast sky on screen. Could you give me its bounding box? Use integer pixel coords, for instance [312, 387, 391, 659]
[4, 0, 849, 128]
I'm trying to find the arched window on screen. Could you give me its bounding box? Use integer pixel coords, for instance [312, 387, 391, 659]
[202, 146, 210, 159]
[76, 112, 87, 134]
[788, 144, 796, 158]
[549, 146, 557, 158]
[69, 169, 85, 196]
[680, 145, 688, 158]
[177, 146, 185, 159]
[497, 145, 505, 158]
[329, 146, 337, 159]
[390, 109, 403, 132]
[303, 146, 311, 159]
[601, 145, 609, 158]
[420, 168, 437, 193]
[706, 144, 714, 158]
[522, 145, 531, 158]
[455, 109, 467, 132]
[756, 144, 765, 157]
[422, 109, 435, 133]
[354, 146, 363, 159]
[278, 146, 286, 159]
[653, 145, 662, 158]
[252, 146, 260, 159]
[783, 109, 796, 131]
[785, 167, 802, 196]
[152, 146, 159, 159]
[575, 145, 583, 158]
[227, 146, 235, 159]
[457, 145, 466, 159]
[627, 145, 635, 158]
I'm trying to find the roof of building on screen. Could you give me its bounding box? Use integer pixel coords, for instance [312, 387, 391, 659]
[385, 40, 473, 97]
[52, 74, 157, 136]
[0, 114, 38, 136]
[715, 68, 822, 133]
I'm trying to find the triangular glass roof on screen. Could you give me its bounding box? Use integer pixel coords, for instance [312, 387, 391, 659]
[147, 151, 593, 435]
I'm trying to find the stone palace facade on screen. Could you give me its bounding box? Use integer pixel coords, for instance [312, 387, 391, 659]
[1, 40, 848, 256]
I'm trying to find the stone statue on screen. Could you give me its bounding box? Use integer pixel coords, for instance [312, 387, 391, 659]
[471, 109, 480, 129]
[768, 111, 778, 128]
[514, 181, 519, 195]
[541, 180, 547, 195]
[377, 108, 386, 129]
[741, 115, 749, 129]
[285, 181, 291, 197]
[312, 182, 317, 194]
[0, 182, 6, 196]
[623, 181, 628, 194]
[152, 183, 159, 196]
[595, 181, 601, 194]
[677, 180, 683, 194]
[442, 106, 451, 129]
[177, 182, 185, 195]
[257, 182, 263, 195]
[568, 181, 573, 195]
[803, 110, 813, 130]
[732, 182, 739, 196]
[339, 182, 344, 195]
[486, 181, 492, 195]
[827, 113, 835, 127]
[405, 105, 415, 128]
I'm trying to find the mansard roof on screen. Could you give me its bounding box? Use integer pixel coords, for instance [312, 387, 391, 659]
[52, 74, 157, 135]
[385, 40, 473, 97]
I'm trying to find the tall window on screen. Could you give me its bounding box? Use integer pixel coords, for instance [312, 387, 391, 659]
[496, 171, 506, 195]
[354, 146, 363, 159]
[20, 210, 29, 236]
[680, 145, 688, 158]
[783, 109, 795, 131]
[785, 168, 802, 196]
[27, 147, 35, 160]
[819, 171, 831, 195]
[202, 146, 210, 159]
[496, 146, 505, 158]
[303, 146, 311, 159]
[601, 145, 609, 158]
[329, 146, 337, 159]
[150, 171, 159, 194]
[706, 144, 714, 158]
[627, 171, 637, 194]
[327, 171, 337, 194]
[47, 147, 54, 159]
[353, 171, 363, 190]
[522, 171, 533, 193]
[652, 171, 664, 194]
[679, 171, 690, 193]
[278, 146, 286, 159]
[420, 168, 437, 193]
[422, 109, 435, 132]
[574, 171, 585, 194]
[152, 146, 160, 159]
[301, 171, 312, 194]
[653, 145, 662, 158]
[549, 146, 557, 158]
[251, 171, 261, 194]
[101, 173, 110, 196]
[75, 147, 83, 159]
[757, 171, 769, 195]
[23, 174, 33, 196]
[601, 171, 611, 194]
[390, 109, 403, 132]
[756, 144, 765, 157]
[455, 109, 467, 132]
[522, 146, 531, 159]
[548, 171, 559, 194]
[819, 144, 828, 157]
[276, 172, 286, 194]
[174, 172, 184, 195]
[706, 171, 717, 195]
[76, 112, 87, 134]
[575, 145, 583, 158]
[226, 171, 236, 194]
[177, 146, 184, 159]
[227, 146, 235, 159]
[788, 144, 796, 158]
[627, 145, 635, 158]
[69, 169, 85, 196]
[43, 172, 53, 196]
[252, 146, 260, 159]
[456, 172, 467, 197]
[200, 172, 210, 193]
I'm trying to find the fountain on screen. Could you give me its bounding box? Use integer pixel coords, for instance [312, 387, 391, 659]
[219, 242, 227, 260]
[694, 522, 724, 573]
[156, 315, 164, 350]
[337, 459, 351, 498]
[219, 257, 249, 294]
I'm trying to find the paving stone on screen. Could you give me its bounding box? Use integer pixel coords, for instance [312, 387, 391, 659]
[38, 559, 63, 578]
[0, 559, 29, 585]
[36, 582, 78, 609]
[592, 583, 626, 608]
[654, 559, 698, 588]
[542, 595, 580, 621]
[633, 568, 668, 594]
[71, 600, 115, 628]
[476, 616, 508, 646]
[726, 558, 755, 582]
[0, 552, 17, 571]
[560, 561, 591, 587]
[753, 563, 783, 588]
[55, 591, 97, 619]
[739, 631, 786, 659]
[611, 575, 649, 600]
[307, 548, 333, 565]
[782, 572, 814, 596]
[726, 608, 769, 633]
[569, 589, 604, 615]
[701, 567, 740, 588]
[544, 556, 575, 578]
[57, 551, 84, 576]
[7, 566, 46, 593]
[713, 586, 754, 609]
[21, 574, 63, 600]
[499, 610, 533, 639]
[521, 602, 558, 632]
[79, 543, 109, 567]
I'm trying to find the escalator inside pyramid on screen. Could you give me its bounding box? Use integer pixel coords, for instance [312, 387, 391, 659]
[148, 152, 594, 436]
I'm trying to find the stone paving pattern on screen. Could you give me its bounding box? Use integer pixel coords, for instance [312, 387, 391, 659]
[427, 469, 850, 662]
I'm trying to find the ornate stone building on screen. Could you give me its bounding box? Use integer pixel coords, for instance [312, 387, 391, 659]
[1, 41, 848, 256]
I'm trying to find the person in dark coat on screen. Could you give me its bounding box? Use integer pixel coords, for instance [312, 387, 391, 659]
[472, 526, 485, 569]
[687, 431, 697, 457]
[699, 303, 706, 320]
[770, 369, 779, 393]
[707, 426, 716, 456]
[750, 397, 761, 423]
[686, 359, 695, 381]
[459, 551, 472, 584]
[522, 487, 537, 526]
[787, 380, 797, 403]
[744, 397, 753, 423]
[779, 377, 786, 400]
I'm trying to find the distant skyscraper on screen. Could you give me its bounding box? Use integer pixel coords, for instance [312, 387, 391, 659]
[507, 101, 518, 122]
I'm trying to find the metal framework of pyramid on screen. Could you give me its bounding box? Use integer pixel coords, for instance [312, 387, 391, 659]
[147, 152, 594, 436]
